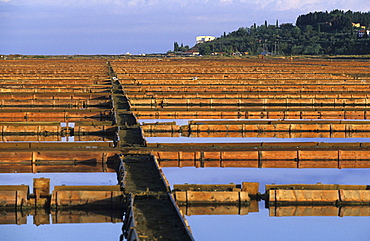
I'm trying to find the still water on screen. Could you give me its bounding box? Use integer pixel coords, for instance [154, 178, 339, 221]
[155, 118, 370, 241]
[0, 173, 123, 241]
[1, 168, 369, 241]
[162, 167, 370, 241]
[1, 116, 370, 241]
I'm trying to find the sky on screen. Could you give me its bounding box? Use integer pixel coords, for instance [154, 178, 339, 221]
[0, 0, 369, 55]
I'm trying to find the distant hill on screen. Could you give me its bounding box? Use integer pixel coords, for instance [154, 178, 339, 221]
[190, 10, 370, 56]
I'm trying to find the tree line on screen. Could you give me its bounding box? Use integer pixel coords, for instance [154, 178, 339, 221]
[193, 10, 370, 55]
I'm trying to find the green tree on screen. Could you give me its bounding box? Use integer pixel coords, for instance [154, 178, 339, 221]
[199, 45, 211, 55]
[174, 42, 179, 51]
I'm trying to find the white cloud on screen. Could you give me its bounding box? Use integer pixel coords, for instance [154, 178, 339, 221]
[7, 0, 370, 12]
[247, 0, 370, 12]
[9, 0, 160, 7]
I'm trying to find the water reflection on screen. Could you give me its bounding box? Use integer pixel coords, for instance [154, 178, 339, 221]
[146, 137, 370, 143]
[0, 221, 123, 241]
[0, 209, 123, 225]
[185, 202, 370, 241]
[0, 173, 123, 241]
[0, 135, 114, 142]
[163, 167, 370, 240]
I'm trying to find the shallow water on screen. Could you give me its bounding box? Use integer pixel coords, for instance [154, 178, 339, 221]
[1, 116, 370, 240]
[146, 137, 370, 143]
[0, 173, 122, 241]
[1, 168, 369, 241]
[162, 167, 370, 241]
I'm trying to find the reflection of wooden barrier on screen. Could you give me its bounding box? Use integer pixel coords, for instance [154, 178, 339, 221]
[186, 120, 370, 133]
[270, 206, 370, 217]
[0, 151, 119, 173]
[178, 200, 259, 216]
[173, 183, 258, 205]
[51, 185, 123, 208]
[127, 92, 370, 100]
[268, 184, 370, 206]
[51, 209, 123, 224]
[187, 132, 370, 138]
[141, 120, 370, 138]
[0, 211, 27, 225]
[0, 121, 116, 141]
[0, 109, 112, 122]
[132, 108, 370, 120]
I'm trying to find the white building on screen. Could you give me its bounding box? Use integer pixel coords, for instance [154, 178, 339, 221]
[196, 36, 216, 44]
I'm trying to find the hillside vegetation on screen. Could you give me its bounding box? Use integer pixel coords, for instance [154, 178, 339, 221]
[193, 10, 370, 56]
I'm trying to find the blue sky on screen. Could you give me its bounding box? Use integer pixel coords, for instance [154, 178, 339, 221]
[1, 0, 369, 55]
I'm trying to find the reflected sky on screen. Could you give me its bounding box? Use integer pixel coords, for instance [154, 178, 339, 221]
[1, 221, 122, 241]
[186, 203, 369, 241]
[139, 118, 370, 125]
[163, 167, 370, 241]
[146, 137, 370, 143]
[0, 173, 118, 189]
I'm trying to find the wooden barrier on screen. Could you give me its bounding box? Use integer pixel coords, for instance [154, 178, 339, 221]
[51, 185, 123, 207]
[130, 97, 370, 108]
[0, 178, 124, 208]
[0, 151, 119, 173]
[3, 58, 370, 235]
[173, 183, 258, 205]
[268, 184, 370, 206]
[269, 189, 370, 206]
[0, 185, 29, 207]
[0, 92, 110, 100]
[0, 99, 111, 108]
[147, 141, 370, 168]
[141, 120, 370, 137]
